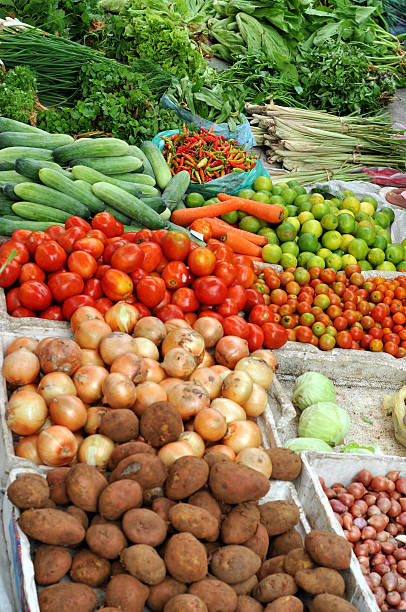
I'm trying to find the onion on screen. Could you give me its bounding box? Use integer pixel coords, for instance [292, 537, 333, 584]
[78, 434, 114, 467]
[251, 350, 278, 371]
[49, 395, 87, 431]
[132, 382, 167, 417]
[110, 353, 147, 383]
[37, 338, 82, 376]
[211, 365, 231, 381]
[84, 406, 110, 435]
[2, 348, 40, 385]
[158, 441, 194, 466]
[80, 349, 104, 367]
[37, 425, 78, 466]
[38, 417, 52, 432]
[189, 367, 222, 400]
[215, 336, 249, 369]
[7, 337, 38, 354]
[194, 408, 227, 442]
[162, 328, 205, 364]
[73, 365, 108, 404]
[162, 348, 197, 379]
[134, 317, 166, 346]
[34, 337, 54, 358]
[235, 357, 274, 389]
[12, 384, 37, 394]
[99, 332, 139, 365]
[70, 306, 104, 333]
[74, 319, 112, 350]
[165, 319, 191, 333]
[38, 372, 77, 405]
[15, 434, 41, 465]
[205, 445, 236, 461]
[143, 359, 165, 383]
[211, 398, 246, 424]
[178, 432, 204, 457]
[236, 447, 272, 478]
[102, 373, 137, 409]
[243, 384, 267, 417]
[160, 378, 183, 394]
[222, 371, 253, 404]
[74, 431, 84, 450]
[167, 382, 210, 420]
[223, 420, 262, 454]
[198, 351, 215, 368]
[193, 317, 224, 348]
[133, 337, 160, 360]
[104, 301, 140, 333]
[7, 389, 47, 435]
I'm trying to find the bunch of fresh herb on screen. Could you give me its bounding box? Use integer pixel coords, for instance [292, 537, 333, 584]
[0, 66, 37, 123]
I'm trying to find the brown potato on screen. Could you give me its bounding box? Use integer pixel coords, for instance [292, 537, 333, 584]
[111, 559, 128, 575]
[143, 486, 165, 506]
[188, 577, 238, 612]
[166, 456, 209, 500]
[122, 508, 167, 546]
[100, 409, 139, 442]
[264, 596, 303, 612]
[106, 574, 149, 612]
[164, 594, 208, 612]
[265, 449, 301, 481]
[237, 595, 263, 612]
[43, 499, 57, 509]
[34, 545, 72, 585]
[295, 568, 345, 597]
[66, 464, 108, 512]
[169, 503, 219, 542]
[269, 529, 302, 556]
[188, 490, 221, 524]
[232, 575, 258, 596]
[243, 524, 269, 561]
[258, 557, 286, 581]
[305, 530, 351, 570]
[209, 462, 269, 504]
[165, 532, 208, 583]
[37, 583, 97, 612]
[108, 441, 155, 471]
[7, 473, 49, 509]
[148, 577, 187, 611]
[221, 503, 260, 545]
[90, 515, 120, 527]
[204, 451, 233, 468]
[309, 594, 358, 612]
[99, 480, 143, 520]
[140, 401, 183, 447]
[284, 549, 314, 576]
[46, 468, 70, 505]
[259, 502, 299, 537]
[70, 550, 111, 587]
[152, 497, 177, 524]
[98, 609, 124, 611]
[210, 546, 261, 584]
[65, 506, 89, 530]
[18, 508, 85, 546]
[86, 523, 127, 559]
[254, 574, 297, 603]
[121, 544, 166, 585]
[112, 453, 167, 490]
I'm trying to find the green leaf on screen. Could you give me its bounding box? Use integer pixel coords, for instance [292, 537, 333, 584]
[354, 5, 377, 24]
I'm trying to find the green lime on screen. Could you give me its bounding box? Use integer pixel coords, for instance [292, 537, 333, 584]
[297, 251, 314, 267]
[348, 238, 369, 260]
[280, 253, 297, 269]
[298, 212, 314, 225]
[356, 226, 376, 246]
[355, 211, 370, 222]
[322, 230, 342, 251]
[380, 207, 395, 224]
[298, 201, 312, 213]
[337, 213, 355, 234]
[321, 214, 338, 230]
[272, 185, 284, 196]
[221, 210, 239, 224]
[238, 212, 248, 220]
[359, 201, 375, 216]
[281, 206, 289, 219]
[329, 206, 340, 215]
[330, 198, 342, 208]
[295, 187, 308, 197]
[309, 193, 324, 205]
[386, 243, 405, 265]
[238, 189, 255, 199]
[270, 195, 285, 206]
[277, 222, 297, 242]
[252, 192, 272, 204]
[342, 189, 354, 198]
[367, 248, 385, 267]
[334, 249, 345, 257]
[358, 219, 374, 230]
[257, 219, 268, 229]
[374, 211, 391, 228]
[377, 228, 392, 244]
[286, 205, 298, 217]
[377, 261, 397, 271]
[285, 217, 300, 233]
[262, 243, 282, 264]
[342, 196, 360, 213]
[306, 255, 325, 270]
[204, 197, 219, 206]
[340, 234, 355, 252]
[317, 248, 332, 259]
[294, 194, 309, 206]
[298, 233, 319, 253]
[279, 183, 289, 190]
[253, 176, 272, 192]
[397, 261, 406, 271]
[311, 202, 330, 220]
[281, 188, 297, 205]
[326, 253, 343, 271]
[342, 254, 357, 267]
[300, 219, 323, 238]
[402, 238, 406, 249]
[240, 216, 261, 234]
[372, 234, 388, 250]
[186, 192, 205, 207]
[362, 195, 378, 211]
[281, 241, 299, 257]
[358, 260, 373, 271]
[259, 228, 279, 244]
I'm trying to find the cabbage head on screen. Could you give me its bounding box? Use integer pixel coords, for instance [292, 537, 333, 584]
[292, 371, 336, 411]
[298, 402, 350, 446]
[285, 437, 333, 454]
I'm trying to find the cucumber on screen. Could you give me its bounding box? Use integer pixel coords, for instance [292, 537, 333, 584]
[0, 218, 63, 235]
[53, 138, 129, 164]
[127, 145, 155, 179]
[103, 206, 131, 225]
[141, 141, 171, 190]
[0, 132, 74, 150]
[15, 158, 73, 181]
[2, 183, 19, 201]
[0, 117, 48, 134]
[71, 165, 158, 197]
[91, 182, 165, 229]
[72, 181, 106, 214]
[107, 172, 155, 186]
[161, 171, 190, 211]
[13, 183, 89, 218]
[174, 200, 186, 210]
[143, 197, 165, 213]
[0, 201, 14, 214]
[12, 202, 71, 223]
[160, 207, 171, 221]
[0, 171, 34, 184]
[38, 167, 104, 214]
[0, 147, 53, 162]
[70, 156, 142, 174]
[0, 161, 15, 171]
[123, 224, 143, 233]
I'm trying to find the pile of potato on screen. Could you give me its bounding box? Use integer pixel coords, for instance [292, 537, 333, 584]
[8, 446, 357, 612]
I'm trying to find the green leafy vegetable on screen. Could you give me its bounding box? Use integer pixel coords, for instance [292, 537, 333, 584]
[285, 437, 334, 454]
[298, 402, 350, 446]
[339, 442, 382, 455]
[292, 371, 336, 411]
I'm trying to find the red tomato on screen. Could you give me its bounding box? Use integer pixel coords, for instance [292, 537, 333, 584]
[62, 294, 95, 320]
[206, 242, 233, 263]
[130, 268, 148, 286]
[94, 297, 113, 316]
[235, 264, 255, 289]
[102, 268, 133, 301]
[0, 254, 20, 288]
[11, 307, 35, 318]
[95, 264, 111, 280]
[336, 331, 352, 349]
[6, 287, 21, 312]
[187, 248, 216, 277]
[189, 220, 213, 242]
[58, 227, 86, 253]
[67, 250, 98, 280]
[103, 238, 127, 265]
[152, 290, 171, 314]
[194, 276, 227, 306]
[133, 302, 151, 318]
[46, 225, 66, 241]
[87, 229, 107, 244]
[361, 315, 374, 330]
[244, 288, 265, 313]
[214, 262, 236, 287]
[227, 284, 246, 312]
[384, 341, 399, 356]
[295, 326, 313, 343]
[84, 278, 103, 299]
[12, 229, 31, 243]
[111, 243, 144, 274]
[199, 311, 224, 323]
[139, 242, 163, 272]
[162, 261, 189, 290]
[162, 231, 190, 261]
[249, 304, 272, 326]
[222, 315, 249, 339]
[184, 312, 198, 326]
[0, 240, 29, 265]
[26, 231, 51, 257]
[262, 322, 289, 349]
[92, 212, 122, 238]
[19, 281, 52, 311]
[247, 323, 264, 352]
[370, 338, 383, 352]
[48, 271, 84, 302]
[350, 326, 364, 341]
[155, 304, 184, 322]
[73, 237, 104, 260]
[370, 327, 384, 339]
[135, 229, 153, 243]
[216, 298, 239, 317]
[371, 304, 386, 322]
[171, 287, 199, 312]
[136, 277, 166, 308]
[232, 255, 254, 269]
[65, 216, 92, 233]
[383, 332, 400, 345]
[39, 305, 64, 320]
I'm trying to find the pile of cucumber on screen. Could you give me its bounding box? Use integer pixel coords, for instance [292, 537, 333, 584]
[0, 117, 192, 237]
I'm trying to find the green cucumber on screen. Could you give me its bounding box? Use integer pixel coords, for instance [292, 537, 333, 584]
[12, 202, 71, 223]
[103, 206, 131, 225]
[13, 183, 89, 217]
[0, 147, 53, 162]
[0, 171, 34, 184]
[0, 161, 15, 171]
[123, 224, 143, 233]
[107, 172, 155, 186]
[0, 132, 74, 150]
[143, 197, 165, 213]
[127, 145, 155, 179]
[0, 218, 63, 235]
[70, 156, 142, 174]
[141, 141, 171, 190]
[38, 167, 103, 214]
[71, 165, 158, 197]
[2, 183, 19, 201]
[72, 181, 106, 214]
[0, 117, 48, 134]
[15, 158, 73, 181]
[161, 171, 190, 211]
[0, 201, 14, 214]
[91, 182, 165, 229]
[53, 138, 129, 164]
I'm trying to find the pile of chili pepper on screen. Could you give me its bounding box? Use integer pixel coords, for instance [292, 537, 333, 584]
[161, 125, 257, 183]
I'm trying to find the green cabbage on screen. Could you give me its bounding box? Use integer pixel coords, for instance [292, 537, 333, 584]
[292, 371, 336, 411]
[285, 437, 333, 454]
[298, 402, 350, 446]
[339, 442, 382, 455]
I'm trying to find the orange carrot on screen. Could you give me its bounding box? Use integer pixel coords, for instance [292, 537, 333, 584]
[217, 193, 284, 224]
[220, 232, 262, 257]
[171, 199, 238, 226]
[204, 217, 267, 246]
